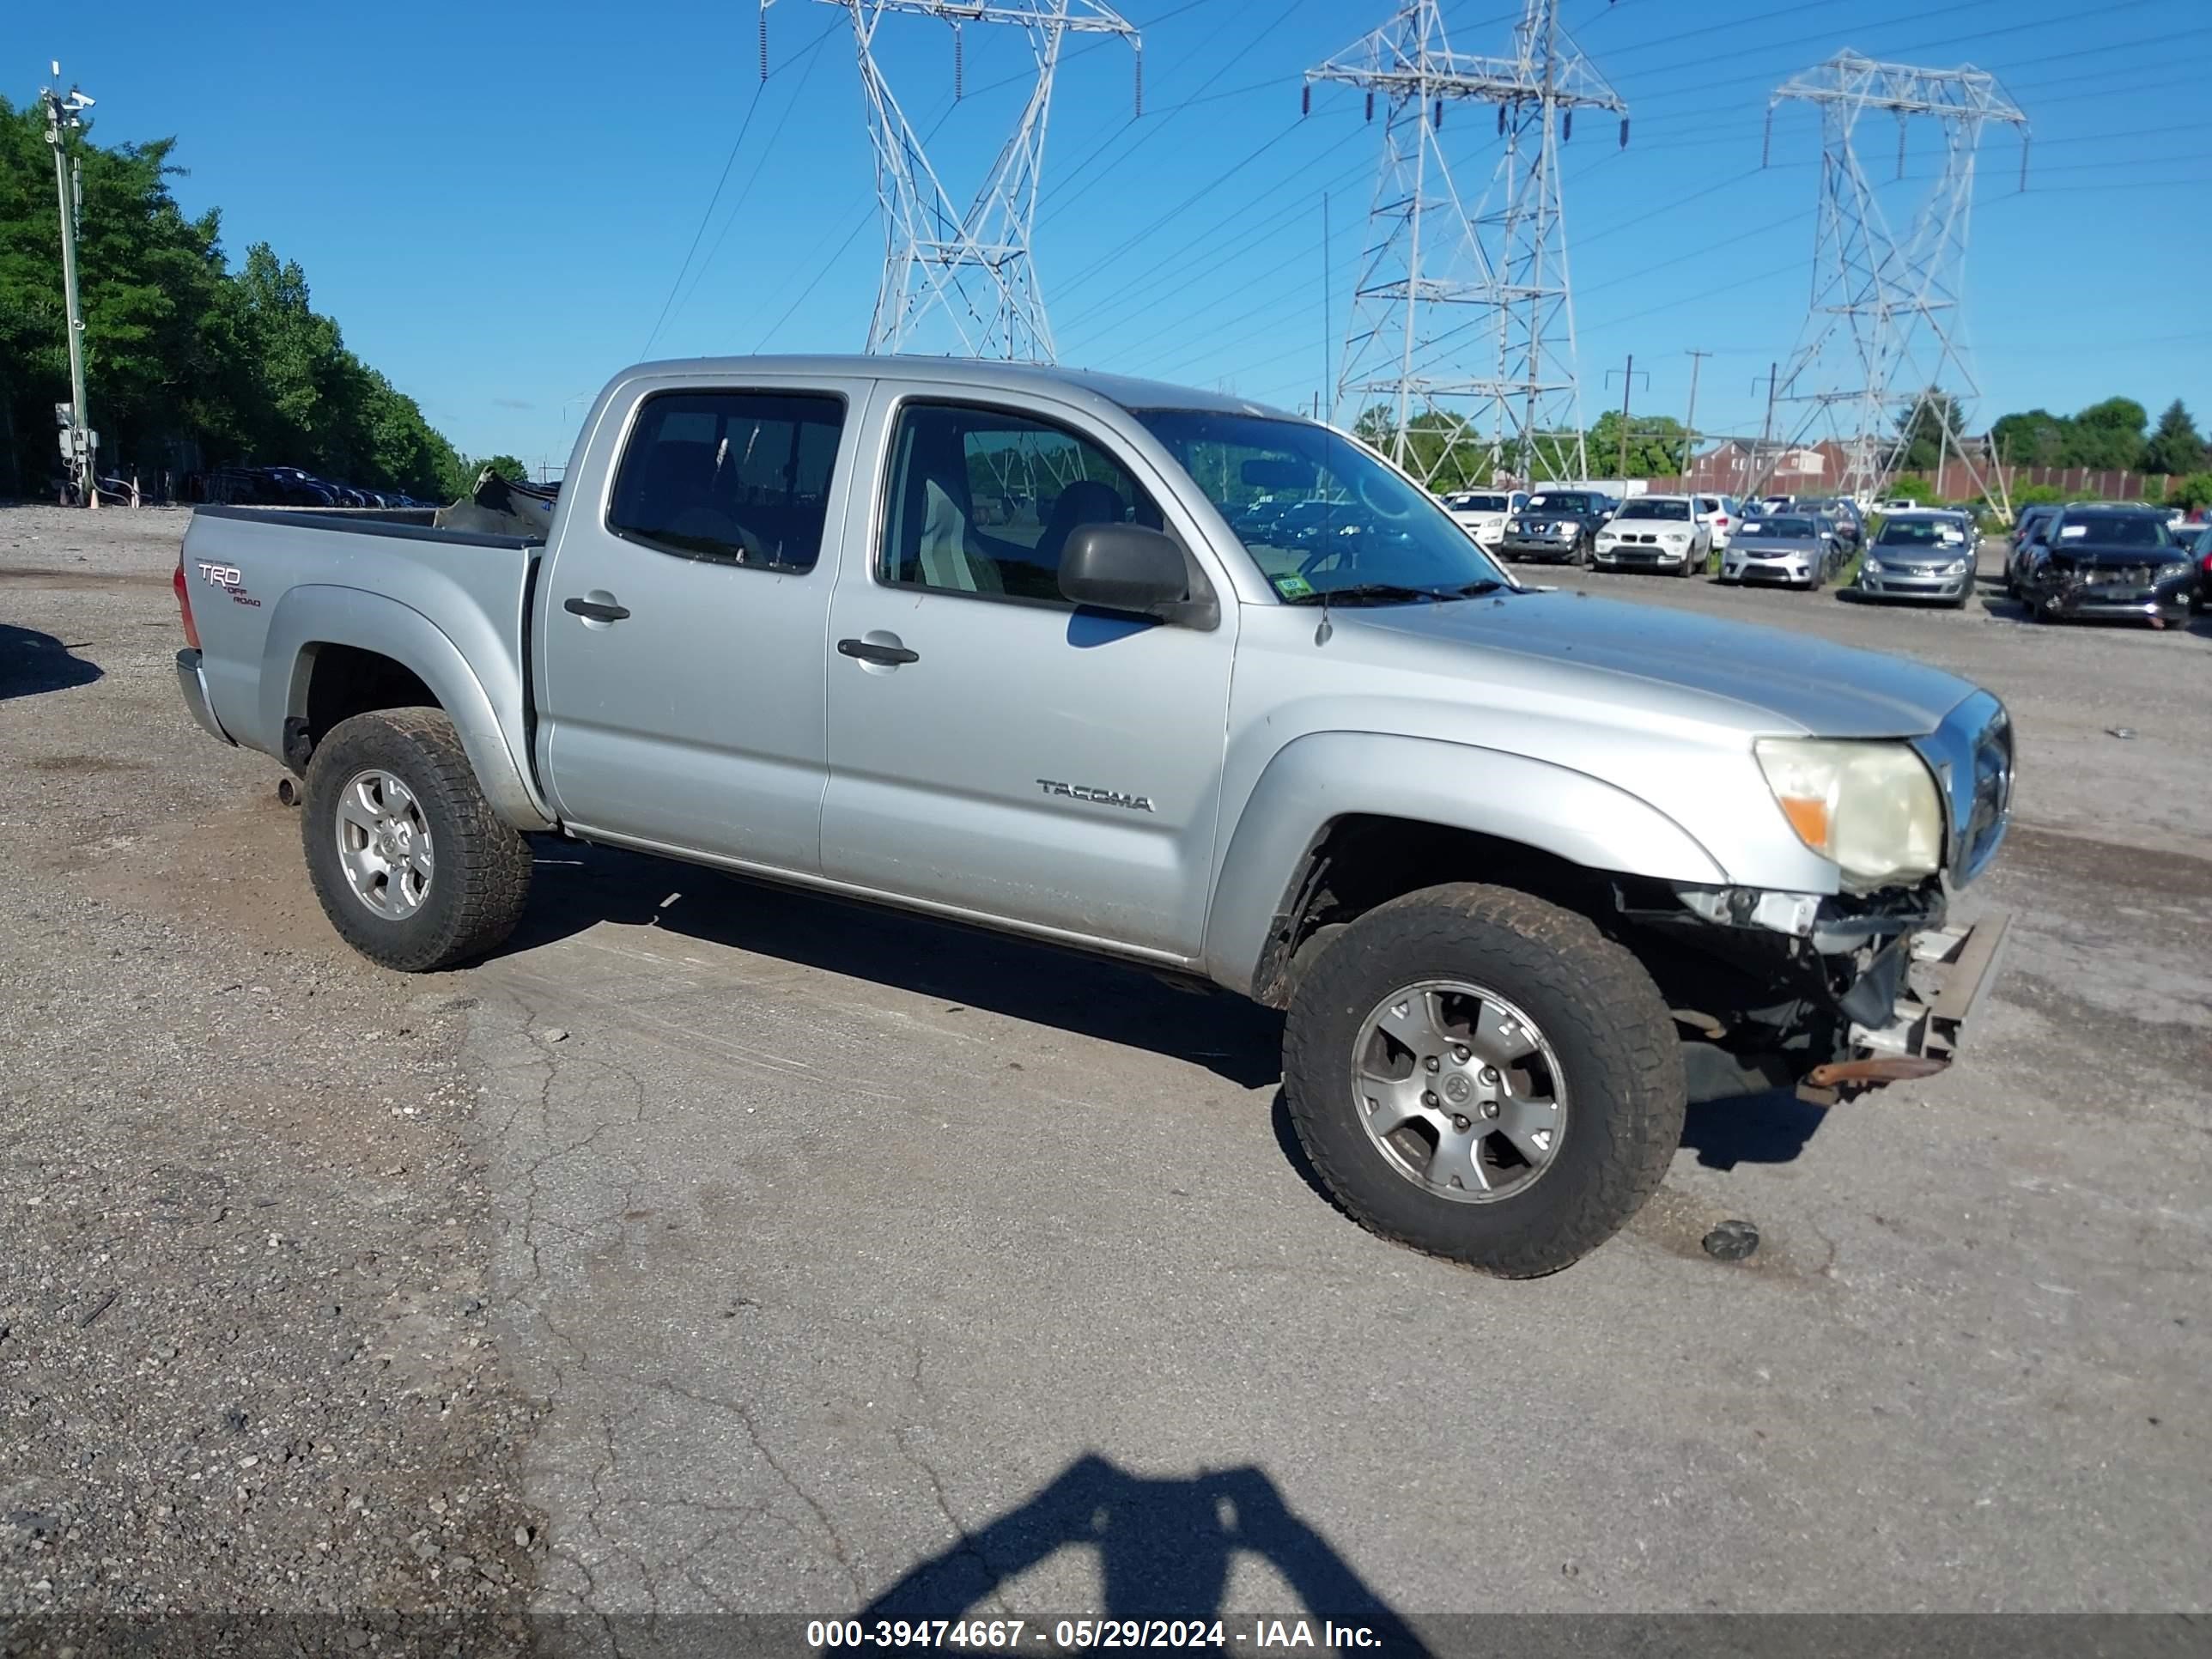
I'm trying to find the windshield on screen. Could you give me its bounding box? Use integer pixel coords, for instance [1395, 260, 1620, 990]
[1526, 493, 1593, 514]
[1744, 516, 1817, 538]
[1448, 493, 1511, 512]
[1135, 410, 1510, 603]
[1616, 499, 1692, 521]
[1877, 519, 1961, 547]
[2061, 515, 2170, 548]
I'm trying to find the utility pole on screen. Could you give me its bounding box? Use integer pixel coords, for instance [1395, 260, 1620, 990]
[1748, 361, 1781, 498]
[1680, 348, 1711, 491]
[41, 64, 98, 509]
[1604, 354, 1646, 487]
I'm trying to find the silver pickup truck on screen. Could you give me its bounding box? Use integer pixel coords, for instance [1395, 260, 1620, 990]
[172, 356, 2012, 1276]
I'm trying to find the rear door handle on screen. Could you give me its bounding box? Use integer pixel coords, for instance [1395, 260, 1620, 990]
[564, 596, 631, 622]
[837, 637, 920, 666]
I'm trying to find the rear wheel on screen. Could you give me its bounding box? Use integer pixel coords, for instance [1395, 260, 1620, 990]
[1282, 884, 1686, 1278]
[302, 708, 533, 972]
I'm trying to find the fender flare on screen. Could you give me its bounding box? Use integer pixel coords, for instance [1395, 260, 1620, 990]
[1201, 731, 1727, 996]
[262, 586, 555, 831]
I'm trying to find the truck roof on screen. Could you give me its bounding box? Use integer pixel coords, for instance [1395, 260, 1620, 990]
[626, 354, 1295, 420]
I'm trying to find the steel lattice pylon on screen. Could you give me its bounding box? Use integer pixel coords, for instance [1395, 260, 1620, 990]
[1308, 0, 1625, 488]
[768, 0, 1138, 361]
[1757, 52, 2028, 509]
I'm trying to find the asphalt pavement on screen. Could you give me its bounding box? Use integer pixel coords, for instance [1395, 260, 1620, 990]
[3, 506, 2207, 1650]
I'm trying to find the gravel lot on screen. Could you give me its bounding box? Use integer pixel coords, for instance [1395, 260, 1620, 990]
[3, 503, 2207, 1653]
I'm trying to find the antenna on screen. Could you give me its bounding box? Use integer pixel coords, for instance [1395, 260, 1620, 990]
[773, 0, 1140, 362]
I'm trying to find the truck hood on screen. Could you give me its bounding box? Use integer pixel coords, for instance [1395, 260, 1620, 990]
[1331, 587, 1974, 738]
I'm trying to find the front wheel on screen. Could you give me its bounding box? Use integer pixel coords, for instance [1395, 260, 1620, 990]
[302, 707, 534, 972]
[1281, 884, 1686, 1277]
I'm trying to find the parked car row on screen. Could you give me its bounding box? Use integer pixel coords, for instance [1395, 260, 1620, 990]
[192, 465, 434, 511]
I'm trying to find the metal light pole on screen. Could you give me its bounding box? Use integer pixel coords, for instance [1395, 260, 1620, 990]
[41, 64, 98, 508]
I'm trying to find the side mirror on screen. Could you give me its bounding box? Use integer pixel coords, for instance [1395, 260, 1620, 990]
[1060, 523, 1217, 628]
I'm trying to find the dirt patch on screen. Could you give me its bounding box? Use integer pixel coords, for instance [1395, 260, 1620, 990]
[24, 753, 149, 775]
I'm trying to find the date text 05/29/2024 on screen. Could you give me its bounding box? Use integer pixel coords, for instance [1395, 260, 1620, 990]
[805, 1619, 1389, 1650]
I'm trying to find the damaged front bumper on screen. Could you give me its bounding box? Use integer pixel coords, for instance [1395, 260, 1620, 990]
[1800, 910, 2011, 1101]
[1632, 880, 2012, 1105]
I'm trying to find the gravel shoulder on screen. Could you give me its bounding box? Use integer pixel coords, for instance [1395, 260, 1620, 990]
[1, 507, 542, 1648]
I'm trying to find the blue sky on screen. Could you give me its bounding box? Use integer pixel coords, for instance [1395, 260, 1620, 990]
[33, 0, 2212, 470]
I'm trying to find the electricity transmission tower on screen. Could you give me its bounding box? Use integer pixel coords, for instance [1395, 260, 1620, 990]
[1756, 52, 2027, 510]
[766, 0, 1139, 361]
[1307, 0, 1626, 488]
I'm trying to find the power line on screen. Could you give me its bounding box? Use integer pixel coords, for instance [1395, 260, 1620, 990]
[641, 16, 840, 358]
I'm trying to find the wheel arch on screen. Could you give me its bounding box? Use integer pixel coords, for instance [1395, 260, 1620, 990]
[1202, 732, 1727, 1006]
[264, 586, 554, 831]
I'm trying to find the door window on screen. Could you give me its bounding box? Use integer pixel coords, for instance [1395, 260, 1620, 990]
[608, 390, 846, 571]
[878, 403, 1162, 604]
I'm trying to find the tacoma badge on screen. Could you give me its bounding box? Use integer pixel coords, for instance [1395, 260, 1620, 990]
[1036, 778, 1156, 813]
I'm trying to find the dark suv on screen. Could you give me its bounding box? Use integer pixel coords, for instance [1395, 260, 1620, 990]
[1499, 489, 1615, 564]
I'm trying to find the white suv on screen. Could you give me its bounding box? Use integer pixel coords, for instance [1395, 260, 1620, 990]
[1696, 495, 1740, 551]
[1441, 489, 1526, 552]
[1593, 494, 1711, 575]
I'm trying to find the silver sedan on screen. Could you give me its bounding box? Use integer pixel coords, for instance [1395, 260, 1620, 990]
[1717, 514, 1837, 589]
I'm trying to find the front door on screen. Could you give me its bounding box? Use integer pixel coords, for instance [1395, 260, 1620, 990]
[537, 378, 865, 872]
[821, 391, 1236, 960]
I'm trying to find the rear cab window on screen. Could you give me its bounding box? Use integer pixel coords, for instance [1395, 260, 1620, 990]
[607, 389, 847, 571]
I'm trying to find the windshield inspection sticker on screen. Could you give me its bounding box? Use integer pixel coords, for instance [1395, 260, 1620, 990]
[1273, 574, 1316, 599]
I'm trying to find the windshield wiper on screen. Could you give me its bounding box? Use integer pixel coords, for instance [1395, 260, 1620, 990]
[1290, 581, 1476, 607]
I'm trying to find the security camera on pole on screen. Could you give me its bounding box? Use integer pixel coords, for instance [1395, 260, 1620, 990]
[40, 62, 98, 509]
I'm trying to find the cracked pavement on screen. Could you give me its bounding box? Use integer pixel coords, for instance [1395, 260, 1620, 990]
[5, 509, 2208, 1644]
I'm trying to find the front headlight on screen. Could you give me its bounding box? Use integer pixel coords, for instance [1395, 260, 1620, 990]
[1942, 559, 1969, 576]
[1754, 738, 1944, 890]
[1862, 558, 1883, 575]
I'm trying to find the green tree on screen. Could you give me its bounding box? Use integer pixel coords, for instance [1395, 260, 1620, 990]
[2142, 400, 2205, 478]
[2166, 472, 2212, 514]
[1585, 410, 1687, 480]
[483, 454, 532, 485]
[1991, 408, 2067, 467]
[0, 94, 462, 498]
[2061, 398, 2148, 471]
[1893, 391, 1966, 471]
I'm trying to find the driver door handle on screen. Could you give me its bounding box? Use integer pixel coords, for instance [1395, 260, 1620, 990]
[564, 596, 631, 623]
[837, 638, 920, 666]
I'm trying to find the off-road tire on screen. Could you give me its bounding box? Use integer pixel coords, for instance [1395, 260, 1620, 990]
[302, 707, 533, 972]
[1282, 883, 1686, 1278]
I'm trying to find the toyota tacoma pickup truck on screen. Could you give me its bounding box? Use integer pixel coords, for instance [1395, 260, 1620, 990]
[171, 356, 2013, 1277]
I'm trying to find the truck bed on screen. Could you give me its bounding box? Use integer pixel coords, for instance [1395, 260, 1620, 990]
[180, 506, 544, 795]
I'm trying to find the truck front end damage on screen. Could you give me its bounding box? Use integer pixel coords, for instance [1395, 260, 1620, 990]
[1627, 690, 2014, 1103]
[1624, 880, 2009, 1104]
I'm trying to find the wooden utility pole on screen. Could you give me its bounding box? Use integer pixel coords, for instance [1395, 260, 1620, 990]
[1681, 349, 1711, 491]
[1605, 354, 1649, 486]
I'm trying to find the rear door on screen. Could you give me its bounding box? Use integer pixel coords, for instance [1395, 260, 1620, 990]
[535, 374, 869, 872]
[818, 385, 1237, 959]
